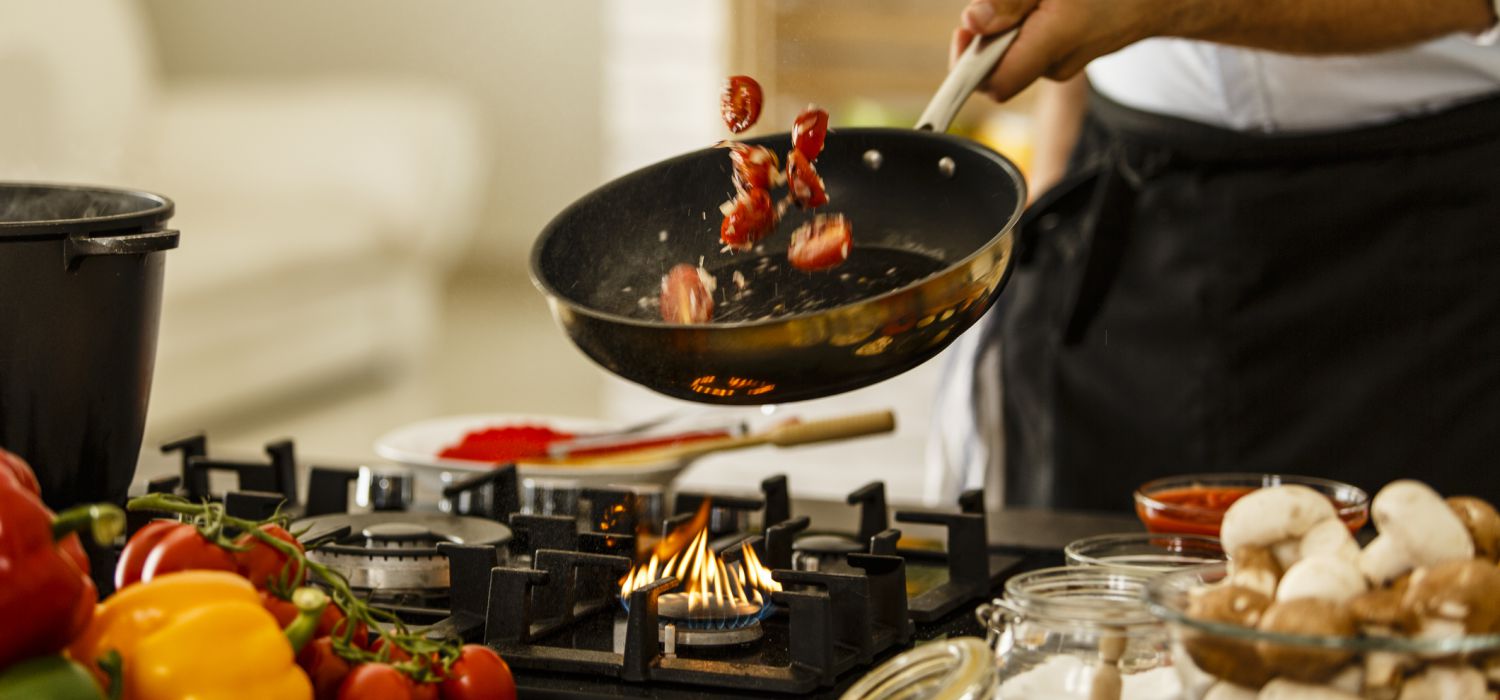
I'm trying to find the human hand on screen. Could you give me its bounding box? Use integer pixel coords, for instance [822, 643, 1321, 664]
[950, 0, 1170, 102]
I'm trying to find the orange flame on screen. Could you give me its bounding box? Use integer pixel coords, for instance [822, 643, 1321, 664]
[619, 500, 781, 615]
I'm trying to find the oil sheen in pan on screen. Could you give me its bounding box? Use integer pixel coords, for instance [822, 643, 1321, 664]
[625, 246, 948, 323]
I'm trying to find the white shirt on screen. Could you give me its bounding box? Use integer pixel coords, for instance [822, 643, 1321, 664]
[1086, 33, 1500, 132]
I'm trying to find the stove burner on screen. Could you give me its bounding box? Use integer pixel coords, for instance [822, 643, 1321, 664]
[665, 619, 764, 647]
[295, 512, 511, 591]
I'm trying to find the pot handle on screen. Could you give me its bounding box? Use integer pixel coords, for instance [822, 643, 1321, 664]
[915, 28, 1019, 133]
[64, 229, 180, 268]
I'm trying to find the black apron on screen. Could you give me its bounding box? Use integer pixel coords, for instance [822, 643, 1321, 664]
[995, 89, 1500, 511]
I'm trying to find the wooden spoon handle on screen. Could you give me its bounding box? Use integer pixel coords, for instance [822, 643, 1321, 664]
[766, 410, 897, 447]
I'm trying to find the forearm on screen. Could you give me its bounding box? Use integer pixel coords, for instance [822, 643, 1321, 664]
[1027, 75, 1088, 202]
[1168, 0, 1497, 54]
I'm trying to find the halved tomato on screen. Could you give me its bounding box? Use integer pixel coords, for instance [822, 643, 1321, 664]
[719, 188, 777, 250]
[788, 214, 852, 272]
[721, 76, 763, 134]
[791, 106, 829, 161]
[660, 264, 716, 324]
[786, 149, 828, 209]
[721, 143, 781, 191]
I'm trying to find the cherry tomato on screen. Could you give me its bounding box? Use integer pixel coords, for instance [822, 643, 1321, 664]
[371, 637, 412, 664]
[234, 522, 306, 589]
[115, 520, 184, 589]
[318, 604, 371, 649]
[719, 187, 777, 250]
[299, 636, 352, 700]
[138, 524, 238, 582]
[786, 149, 829, 209]
[410, 682, 440, 700]
[723, 143, 780, 191]
[720, 75, 763, 133]
[659, 264, 716, 324]
[439, 645, 517, 700]
[0, 447, 40, 495]
[791, 106, 829, 161]
[788, 214, 853, 272]
[337, 663, 414, 700]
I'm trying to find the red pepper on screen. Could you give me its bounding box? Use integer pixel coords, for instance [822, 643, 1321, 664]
[235, 522, 306, 589]
[0, 446, 41, 496]
[0, 451, 123, 669]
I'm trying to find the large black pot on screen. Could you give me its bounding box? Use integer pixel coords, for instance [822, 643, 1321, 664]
[0, 183, 179, 510]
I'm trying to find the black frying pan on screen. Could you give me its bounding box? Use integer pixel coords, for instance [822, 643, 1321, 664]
[532, 32, 1023, 405]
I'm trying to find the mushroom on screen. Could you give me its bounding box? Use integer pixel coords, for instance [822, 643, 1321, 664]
[1346, 584, 1417, 698]
[1276, 556, 1368, 604]
[1256, 598, 1357, 683]
[1186, 585, 1276, 688]
[1401, 559, 1500, 641]
[1230, 545, 1285, 598]
[1446, 496, 1500, 563]
[1397, 663, 1488, 700]
[1222, 486, 1339, 568]
[1359, 536, 1416, 588]
[1296, 519, 1361, 566]
[1204, 682, 1260, 700]
[1369, 480, 1475, 573]
[1257, 679, 1362, 699]
[1326, 665, 1364, 696]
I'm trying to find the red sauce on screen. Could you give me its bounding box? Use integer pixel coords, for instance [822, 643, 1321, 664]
[1137, 486, 1369, 537]
[438, 425, 573, 463]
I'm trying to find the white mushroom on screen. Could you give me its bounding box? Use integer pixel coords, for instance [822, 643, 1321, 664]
[1296, 519, 1361, 566]
[1221, 486, 1339, 559]
[1358, 536, 1415, 587]
[1396, 664, 1488, 700]
[1276, 555, 1368, 604]
[1229, 545, 1284, 598]
[1257, 678, 1362, 699]
[1370, 480, 1474, 570]
[1204, 681, 1260, 700]
[1446, 496, 1500, 563]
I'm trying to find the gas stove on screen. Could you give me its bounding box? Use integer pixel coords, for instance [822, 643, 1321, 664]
[125, 433, 1132, 698]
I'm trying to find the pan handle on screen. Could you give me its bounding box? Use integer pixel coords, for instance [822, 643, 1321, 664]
[915, 29, 1020, 133]
[64, 229, 180, 268]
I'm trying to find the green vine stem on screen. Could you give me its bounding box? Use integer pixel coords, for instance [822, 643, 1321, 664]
[52, 503, 126, 546]
[127, 493, 459, 682]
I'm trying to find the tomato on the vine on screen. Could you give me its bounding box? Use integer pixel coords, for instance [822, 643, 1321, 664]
[115, 520, 185, 589]
[234, 522, 305, 589]
[791, 106, 829, 161]
[259, 589, 300, 627]
[788, 214, 853, 272]
[337, 663, 414, 700]
[439, 645, 517, 700]
[299, 636, 353, 700]
[659, 264, 716, 325]
[318, 604, 370, 649]
[137, 523, 237, 582]
[720, 75, 763, 133]
[719, 187, 777, 250]
[786, 149, 829, 209]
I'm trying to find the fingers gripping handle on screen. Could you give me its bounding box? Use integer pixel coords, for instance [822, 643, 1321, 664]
[915, 29, 1020, 132]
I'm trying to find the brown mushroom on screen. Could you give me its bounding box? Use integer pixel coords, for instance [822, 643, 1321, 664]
[1446, 496, 1500, 563]
[1184, 585, 1275, 688]
[1229, 545, 1284, 598]
[1256, 598, 1357, 683]
[1346, 585, 1417, 699]
[1401, 559, 1500, 638]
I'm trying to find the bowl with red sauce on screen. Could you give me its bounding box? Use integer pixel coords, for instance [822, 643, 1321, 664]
[1133, 473, 1369, 538]
[375, 414, 729, 488]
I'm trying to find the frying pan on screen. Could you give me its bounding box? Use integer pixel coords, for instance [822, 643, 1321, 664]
[531, 32, 1023, 404]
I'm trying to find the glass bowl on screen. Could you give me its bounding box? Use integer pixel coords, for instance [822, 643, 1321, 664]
[1064, 533, 1226, 574]
[1144, 563, 1500, 698]
[1133, 473, 1370, 537]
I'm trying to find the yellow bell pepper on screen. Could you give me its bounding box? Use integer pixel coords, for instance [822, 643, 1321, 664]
[67, 570, 312, 700]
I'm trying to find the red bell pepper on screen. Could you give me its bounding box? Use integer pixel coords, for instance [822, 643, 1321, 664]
[0, 449, 123, 669]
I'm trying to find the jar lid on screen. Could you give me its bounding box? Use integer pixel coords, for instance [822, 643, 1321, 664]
[840, 637, 995, 700]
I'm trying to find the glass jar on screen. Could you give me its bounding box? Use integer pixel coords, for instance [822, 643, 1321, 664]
[978, 567, 1181, 700]
[1063, 533, 1225, 575]
[840, 637, 997, 700]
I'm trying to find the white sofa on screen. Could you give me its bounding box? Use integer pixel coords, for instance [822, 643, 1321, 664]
[0, 0, 488, 433]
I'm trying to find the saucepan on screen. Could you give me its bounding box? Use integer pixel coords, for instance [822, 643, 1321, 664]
[530, 32, 1025, 404]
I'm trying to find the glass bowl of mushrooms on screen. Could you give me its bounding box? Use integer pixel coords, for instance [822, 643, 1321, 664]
[1143, 479, 1500, 699]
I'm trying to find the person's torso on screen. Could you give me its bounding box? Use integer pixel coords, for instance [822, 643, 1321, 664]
[1086, 35, 1500, 132]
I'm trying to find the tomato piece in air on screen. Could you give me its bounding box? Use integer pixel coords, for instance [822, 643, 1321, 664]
[720, 75, 763, 133]
[659, 264, 716, 324]
[719, 187, 777, 250]
[788, 214, 853, 272]
[722, 143, 780, 191]
[439, 645, 518, 700]
[785, 149, 828, 209]
[791, 106, 829, 161]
